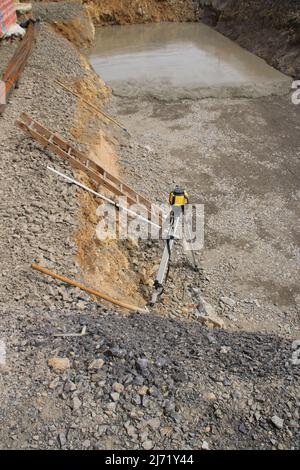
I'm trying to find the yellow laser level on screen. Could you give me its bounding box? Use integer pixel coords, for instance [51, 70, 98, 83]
[169, 186, 189, 207]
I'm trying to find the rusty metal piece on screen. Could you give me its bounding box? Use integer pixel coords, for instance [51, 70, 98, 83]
[0, 21, 40, 115]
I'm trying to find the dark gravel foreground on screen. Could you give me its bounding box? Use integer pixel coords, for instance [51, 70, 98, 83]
[0, 308, 299, 450]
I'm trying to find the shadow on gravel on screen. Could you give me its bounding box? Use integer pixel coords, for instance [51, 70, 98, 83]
[6, 310, 299, 382]
[1, 310, 299, 450]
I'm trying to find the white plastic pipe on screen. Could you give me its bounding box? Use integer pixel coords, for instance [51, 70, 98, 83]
[47, 166, 161, 229]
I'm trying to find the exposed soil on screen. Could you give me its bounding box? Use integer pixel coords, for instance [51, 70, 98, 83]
[84, 0, 196, 26]
[31, 1, 95, 47]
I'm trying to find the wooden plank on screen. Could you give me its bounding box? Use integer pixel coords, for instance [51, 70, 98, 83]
[20, 112, 32, 125]
[31, 263, 148, 314]
[16, 114, 161, 223]
[16, 118, 138, 204]
[55, 79, 130, 135]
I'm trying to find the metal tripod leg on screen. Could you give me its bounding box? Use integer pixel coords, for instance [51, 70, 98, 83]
[150, 207, 182, 305]
[183, 213, 199, 272]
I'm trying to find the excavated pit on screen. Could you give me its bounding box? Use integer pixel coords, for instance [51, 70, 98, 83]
[88, 22, 292, 100]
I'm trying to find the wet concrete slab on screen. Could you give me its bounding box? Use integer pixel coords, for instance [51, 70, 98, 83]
[88, 22, 292, 100]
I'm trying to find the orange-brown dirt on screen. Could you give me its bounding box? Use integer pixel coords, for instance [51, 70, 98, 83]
[70, 54, 148, 309]
[84, 0, 195, 25]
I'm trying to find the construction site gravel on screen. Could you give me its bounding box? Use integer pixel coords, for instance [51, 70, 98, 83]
[0, 1, 299, 451]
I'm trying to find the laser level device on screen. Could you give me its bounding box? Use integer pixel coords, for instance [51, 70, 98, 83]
[150, 186, 198, 305]
[169, 187, 189, 206]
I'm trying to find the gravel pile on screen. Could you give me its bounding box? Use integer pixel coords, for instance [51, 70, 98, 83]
[0, 23, 90, 314]
[0, 307, 299, 450]
[32, 1, 85, 23]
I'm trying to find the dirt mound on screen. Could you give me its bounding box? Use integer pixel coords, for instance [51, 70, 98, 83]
[31, 1, 95, 47]
[84, 0, 196, 25]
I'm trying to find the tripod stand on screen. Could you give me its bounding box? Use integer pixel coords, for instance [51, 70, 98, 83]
[150, 187, 199, 305]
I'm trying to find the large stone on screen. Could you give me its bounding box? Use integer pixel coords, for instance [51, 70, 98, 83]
[143, 440, 153, 450]
[112, 382, 124, 393]
[48, 357, 70, 371]
[58, 432, 67, 448]
[72, 396, 82, 411]
[64, 381, 77, 393]
[205, 392, 217, 401]
[137, 386, 148, 396]
[111, 392, 120, 402]
[271, 415, 284, 429]
[49, 377, 60, 389]
[147, 418, 160, 430]
[202, 440, 209, 450]
[88, 358, 104, 370]
[197, 295, 216, 317]
[220, 296, 236, 308]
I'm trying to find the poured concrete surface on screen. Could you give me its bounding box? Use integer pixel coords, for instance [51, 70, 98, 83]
[88, 22, 292, 99]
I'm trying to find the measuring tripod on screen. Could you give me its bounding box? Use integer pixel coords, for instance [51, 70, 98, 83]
[151, 186, 199, 305]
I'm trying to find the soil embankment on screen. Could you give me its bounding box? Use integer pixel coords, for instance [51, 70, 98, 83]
[32, 1, 95, 46]
[84, 0, 195, 25]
